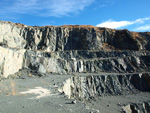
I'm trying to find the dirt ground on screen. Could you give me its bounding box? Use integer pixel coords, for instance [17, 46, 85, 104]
[0, 74, 150, 113]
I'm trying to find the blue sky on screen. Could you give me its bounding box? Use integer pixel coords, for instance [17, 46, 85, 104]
[0, 0, 150, 31]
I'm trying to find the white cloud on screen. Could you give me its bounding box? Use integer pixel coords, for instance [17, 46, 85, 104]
[134, 18, 150, 24]
[134, 25, 150, 31]
[96, 20, 133, 29]
[0, 0, 94, 17]
[96, 18, 150, 29]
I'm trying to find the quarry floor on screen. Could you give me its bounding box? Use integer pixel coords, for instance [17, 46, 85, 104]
[0, 73, 150, 113]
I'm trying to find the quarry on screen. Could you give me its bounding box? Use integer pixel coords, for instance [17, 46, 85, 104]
[0, 20, 150, 113]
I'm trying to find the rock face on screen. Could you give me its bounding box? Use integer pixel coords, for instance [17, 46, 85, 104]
[1, 47, 150, 78]
[0, 20, 150, 113]
[0, 47, 25, 78]
[0, 20, 150, 52]
[0, 20, 150, 78]
[59, 74, 150, 100]
[122, 102, 150, 113]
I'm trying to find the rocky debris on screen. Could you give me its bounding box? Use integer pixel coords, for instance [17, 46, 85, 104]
[122, 102, 150, 113]
[59, 74, 150, 100]
[9, 68, 48, 79]
[71, 100, 76, 104]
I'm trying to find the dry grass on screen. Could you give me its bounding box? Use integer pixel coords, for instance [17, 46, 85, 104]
[31, 25, 97, 30]
[99, 29, 105, 34]
[146, 32, 150, 35]
[102, 43, 115, 51]
[14, 23, 98, 30]
[8, 81, 17, 96]
[72, 73, 77, 77]
[7, 89, 17, 96]
[15, 23, 26, 28]
[28, 73, 32, 77]
[3, 81, 18, 96]
[98, 27, 116, 34]
[0, 83, 3, 86]
[13, 22, 113, 33]
[10, 81, 15, 87]
[131, 32, 144, 40]
[60, 25, 96, 29]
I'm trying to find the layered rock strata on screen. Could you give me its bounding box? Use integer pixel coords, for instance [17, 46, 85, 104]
[0, 20, 150, 113]
[0, 20, 150, 78]
[1, 46, 150, 78]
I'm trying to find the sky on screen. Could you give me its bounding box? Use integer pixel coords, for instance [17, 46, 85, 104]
[0, 0, 150, 32]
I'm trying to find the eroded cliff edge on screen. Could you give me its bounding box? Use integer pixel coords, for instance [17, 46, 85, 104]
[0, 20, 150, 52]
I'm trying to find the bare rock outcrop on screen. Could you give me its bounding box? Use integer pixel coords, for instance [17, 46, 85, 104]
[122, 102, 150, 113]
[0, 20, 150, 52]
[0, 20, 150, 78]
[0, 20, 150, 113]
[59, 73, 150, 100]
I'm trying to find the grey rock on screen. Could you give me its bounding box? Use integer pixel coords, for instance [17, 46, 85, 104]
[1, 45, 150, 79]
[0, 20, 150, 81]
[59, 74, 150, 100]
[122, 102, 150, 113]
[0, 20, 150, 52]
[0, 20, 150, 113]
[71, 100, 76, 104]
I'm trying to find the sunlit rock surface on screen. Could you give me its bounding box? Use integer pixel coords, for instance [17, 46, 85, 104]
[0, 20, 150, 113]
